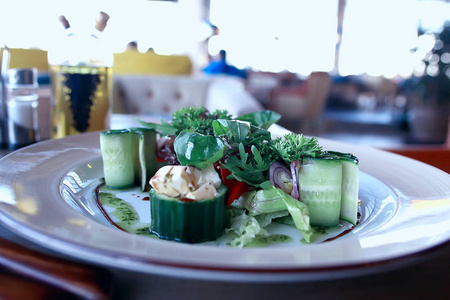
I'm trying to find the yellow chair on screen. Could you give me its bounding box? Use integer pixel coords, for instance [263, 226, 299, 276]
[112, 51, 193, 75]
[0, 47, 49, 72]
[1, 48, 193, 76]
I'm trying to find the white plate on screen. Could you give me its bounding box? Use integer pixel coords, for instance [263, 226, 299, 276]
[0, 131, 449, 282]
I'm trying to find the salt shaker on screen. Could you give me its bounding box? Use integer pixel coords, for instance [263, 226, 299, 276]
[5, 68, 39, 149]
[0, 74, 5, 148]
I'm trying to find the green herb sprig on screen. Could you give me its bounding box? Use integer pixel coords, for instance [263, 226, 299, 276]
[139, 107, 232, 136]
[171, 107, 232, 136]
[272, 133, 323, 164]
[221, 143, 271, 186]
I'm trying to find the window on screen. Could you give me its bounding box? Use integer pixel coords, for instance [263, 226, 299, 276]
[1, 0, 449, 77]
[0, 0, 206, 55]
[209, 0, 450, 77]
[209, 0, 339, 75]
[339, 0, 450, 78]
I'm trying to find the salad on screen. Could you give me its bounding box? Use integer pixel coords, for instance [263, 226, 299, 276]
[99, 107, 359, 247]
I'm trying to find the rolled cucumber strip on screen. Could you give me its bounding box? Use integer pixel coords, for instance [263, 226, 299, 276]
[100, 129, 135, 189]
[298, 157, 342, 227]
[150, 185, 228, 243]
[130, 128, 157, 191]
[326, 151, 359, 225]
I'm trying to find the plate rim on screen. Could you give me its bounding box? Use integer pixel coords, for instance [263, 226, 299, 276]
[1, 130, 450, 281]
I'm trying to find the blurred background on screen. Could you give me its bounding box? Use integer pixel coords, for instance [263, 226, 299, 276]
[1, 0, 450, 148]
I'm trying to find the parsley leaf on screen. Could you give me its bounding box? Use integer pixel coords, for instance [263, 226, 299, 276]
[272, 133, 323, 163]
[139, 107, 232, 136]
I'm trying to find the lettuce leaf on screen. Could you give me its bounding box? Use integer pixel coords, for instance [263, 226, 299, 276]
[227, 182, 313, 245]
[267, 185, 312, 243]
[251, 182, 312, 243]
[246, 188, 289, 216]
[226, 210, 268, 248]
[254, 211, 289, 228]
[230, 190, 256, 209]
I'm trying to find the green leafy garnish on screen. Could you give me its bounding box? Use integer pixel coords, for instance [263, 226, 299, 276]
[272, 133, 323, 163]
[221, 143, 271, 186]
[139, 107, 232, 136]
[174, 131, 226, 169]
[212, 119, 251, 144]
[236, 110, 281, 130]
[138, 118, 178, 136]
[171, 107, 231, 136]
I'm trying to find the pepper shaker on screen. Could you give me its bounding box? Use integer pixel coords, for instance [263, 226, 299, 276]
[5, 68, 39, 149]
[0, 46, 10, 148]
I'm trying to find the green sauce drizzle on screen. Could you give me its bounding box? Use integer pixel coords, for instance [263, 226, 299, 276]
[246, 234, 292, 247]
[99, 191, 153, 236]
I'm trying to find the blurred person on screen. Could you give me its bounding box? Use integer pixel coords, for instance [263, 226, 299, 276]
[125, 41, 138, 51]
[203, 50, 247, 79]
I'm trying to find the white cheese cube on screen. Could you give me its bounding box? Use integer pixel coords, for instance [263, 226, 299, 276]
[199, 164, 222, 189]
[185, 181, 217, 200]
[149, 164, 222, 200]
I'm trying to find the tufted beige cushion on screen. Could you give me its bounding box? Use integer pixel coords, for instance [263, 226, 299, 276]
[112, 75, 264, 117]
[114, 75, 212, 114]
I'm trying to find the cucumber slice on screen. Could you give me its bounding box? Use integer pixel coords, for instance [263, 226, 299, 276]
[298, 157, 342, 227]
[150, 185, 228, 243]
[340, 158, 359, 225]
[130, 127, 157, 191]
[325, 151, 359, 225]
[100, 129, 135, 189]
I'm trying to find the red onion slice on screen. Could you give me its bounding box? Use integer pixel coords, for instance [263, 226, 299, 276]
[269, 162, 293, 195]
[157, 136, 175, 158]
[290, 160, 301, 200]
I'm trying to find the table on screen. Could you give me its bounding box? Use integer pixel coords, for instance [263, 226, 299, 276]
[1, 217, 449, 299]
[1, 117, 449, 300]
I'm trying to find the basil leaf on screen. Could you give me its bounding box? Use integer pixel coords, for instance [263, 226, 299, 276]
[248, 126, 271, 143]
[236, 110, 281, 130]
[138, 119, 178, 136]
[212, 119, 251, 143]
[174, 131, 226, 169]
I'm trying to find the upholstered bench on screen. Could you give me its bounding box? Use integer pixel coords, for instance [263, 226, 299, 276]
[112, 75, 264, 117]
